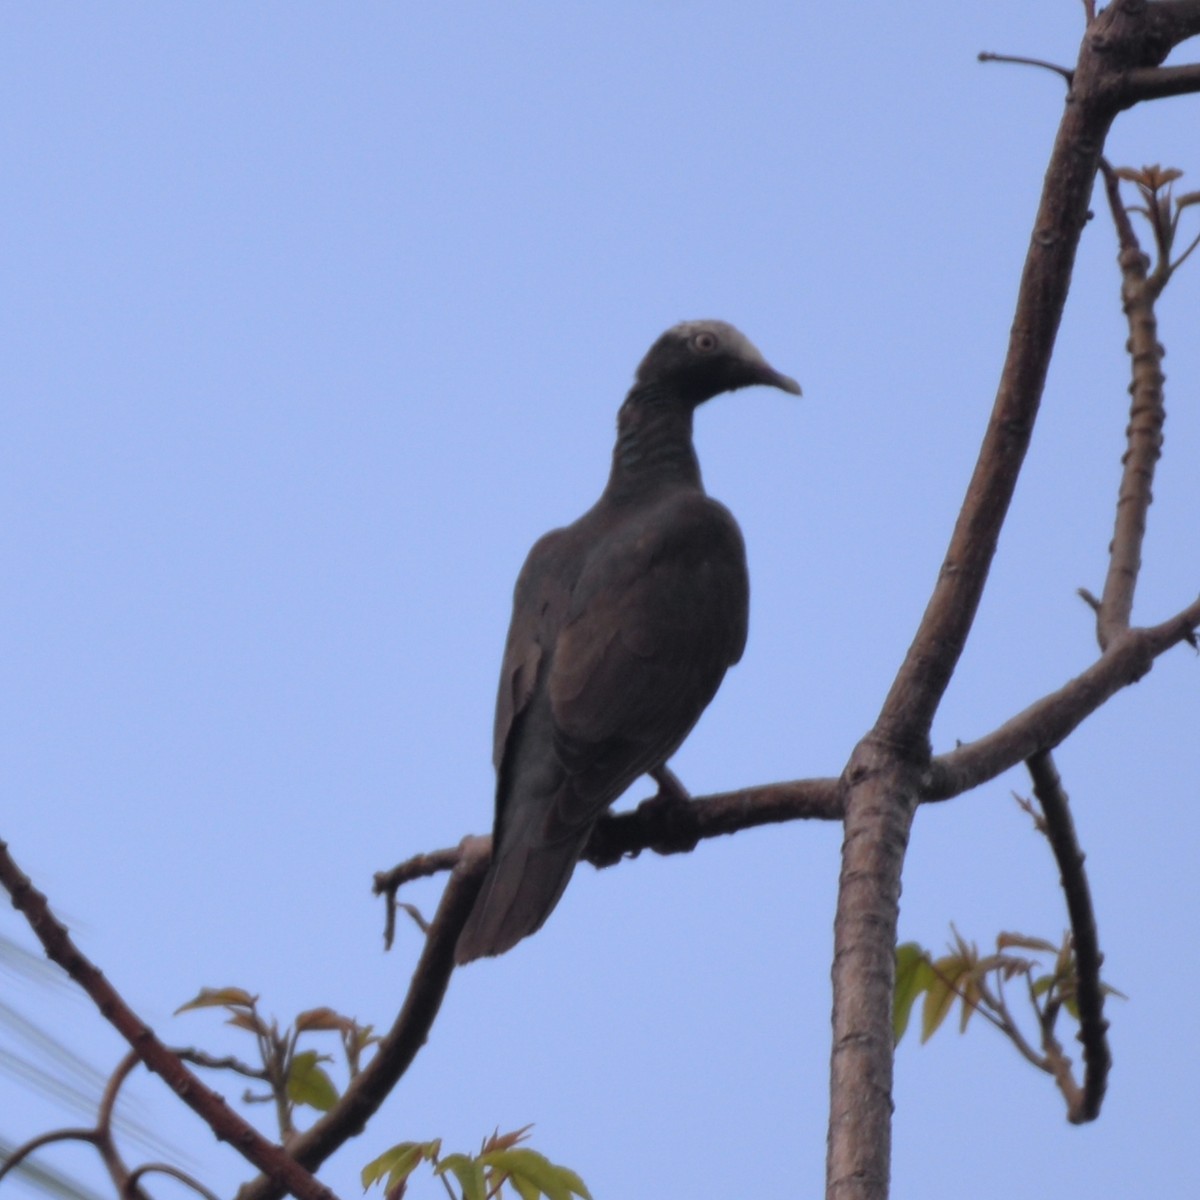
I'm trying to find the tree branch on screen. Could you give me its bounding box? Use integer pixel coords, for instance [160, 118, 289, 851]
[1123, 61, 1200, 103]
[927, 595, 1200, 800]
[827, 5, 1200, 1195]
[94, 1051, 151, 1200]
[1026, 752, 1111, 1124]
[1127, 0, 1200, 71]
[373, 776, 844, 905]
[874, 28, 1118, 749]
[1093, 161, 1166, 647]
[0, 840, 343, 1200]
[0, 1128, 101, 1187]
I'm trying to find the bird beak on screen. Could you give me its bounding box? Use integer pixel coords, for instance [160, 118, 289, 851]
[755, 364, 802, 396]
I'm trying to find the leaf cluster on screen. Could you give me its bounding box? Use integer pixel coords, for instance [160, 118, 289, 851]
[1114, 163, 1200, 280]
[175, 987, 379, 1137]
[362, 1126, 592, 1200]
[894, 930, 1124, 1066]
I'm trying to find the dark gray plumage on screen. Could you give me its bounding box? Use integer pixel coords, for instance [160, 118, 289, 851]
[455, 320, 800, 963]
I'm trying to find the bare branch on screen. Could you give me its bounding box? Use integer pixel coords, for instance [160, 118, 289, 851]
[872, 13, 1138, 755]
[94, 1051, 150, 1200]
[1124, 60, 1200, 102]
[1026, 752, 1111, 1123]
[927, 594, 1199, 799]
[373, 846, 462, 893]
[97, 1051, 143, 1136]
[584, 776, 844, 865]
[1131, 0, 1200, 66]
[126, 1163, 224, 1200]
[0, 840, 344, 1200]
[374, 776, 844, 901]
[0, 1128, 101, 1186]
[1092, 161, 1167, 647]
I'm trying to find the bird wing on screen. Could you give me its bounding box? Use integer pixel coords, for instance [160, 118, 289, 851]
[544, 490, 748, 831]
[491, 525, 574, 772]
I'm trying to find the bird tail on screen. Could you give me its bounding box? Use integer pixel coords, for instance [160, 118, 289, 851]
[454, 828, 590, 964]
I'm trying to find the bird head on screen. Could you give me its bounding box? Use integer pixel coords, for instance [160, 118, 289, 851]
[633, 319, 801, 406]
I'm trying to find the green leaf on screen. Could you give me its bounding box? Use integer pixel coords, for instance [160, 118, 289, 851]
[481, 1149, 592, 1200]
[287, 1050, 339, 1112]
[174, 986, 258, 1015]
[361, 1142, 440, 1193]
[362, 1144, 420, 1191]
[957, 972, 982, 1034]
[921, 956, 967, 1043]
[893, 943, 933, 1044]
[509, 1176, 541, 1200]
[436, 1155, 487, 1200]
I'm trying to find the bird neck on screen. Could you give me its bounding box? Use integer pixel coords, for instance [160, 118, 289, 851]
[605, 384, 703, 500]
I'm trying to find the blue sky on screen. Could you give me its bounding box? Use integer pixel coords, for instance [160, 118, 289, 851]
[2, 5, 1198, 1198]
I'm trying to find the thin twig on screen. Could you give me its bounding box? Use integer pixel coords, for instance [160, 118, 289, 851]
[125, 1163, 223, 1200]
[0, 1128, 101, 1185]
[972, 973, 1049, 1073]
[94, 1051, 150, 1200]
[977, 51, 1073, 84]
[176, 1048, 270, 1081]
[97, 1051, 143, 1135]
[1026, 751, 1111, 1123]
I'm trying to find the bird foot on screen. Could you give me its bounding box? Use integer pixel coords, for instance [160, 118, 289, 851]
[636, 765, 699, 854]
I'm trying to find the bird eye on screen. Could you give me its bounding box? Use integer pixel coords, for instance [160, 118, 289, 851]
[691, 331, 719, 353]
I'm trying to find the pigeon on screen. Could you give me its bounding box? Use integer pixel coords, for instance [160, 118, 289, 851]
[455, 320, 800, 963]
